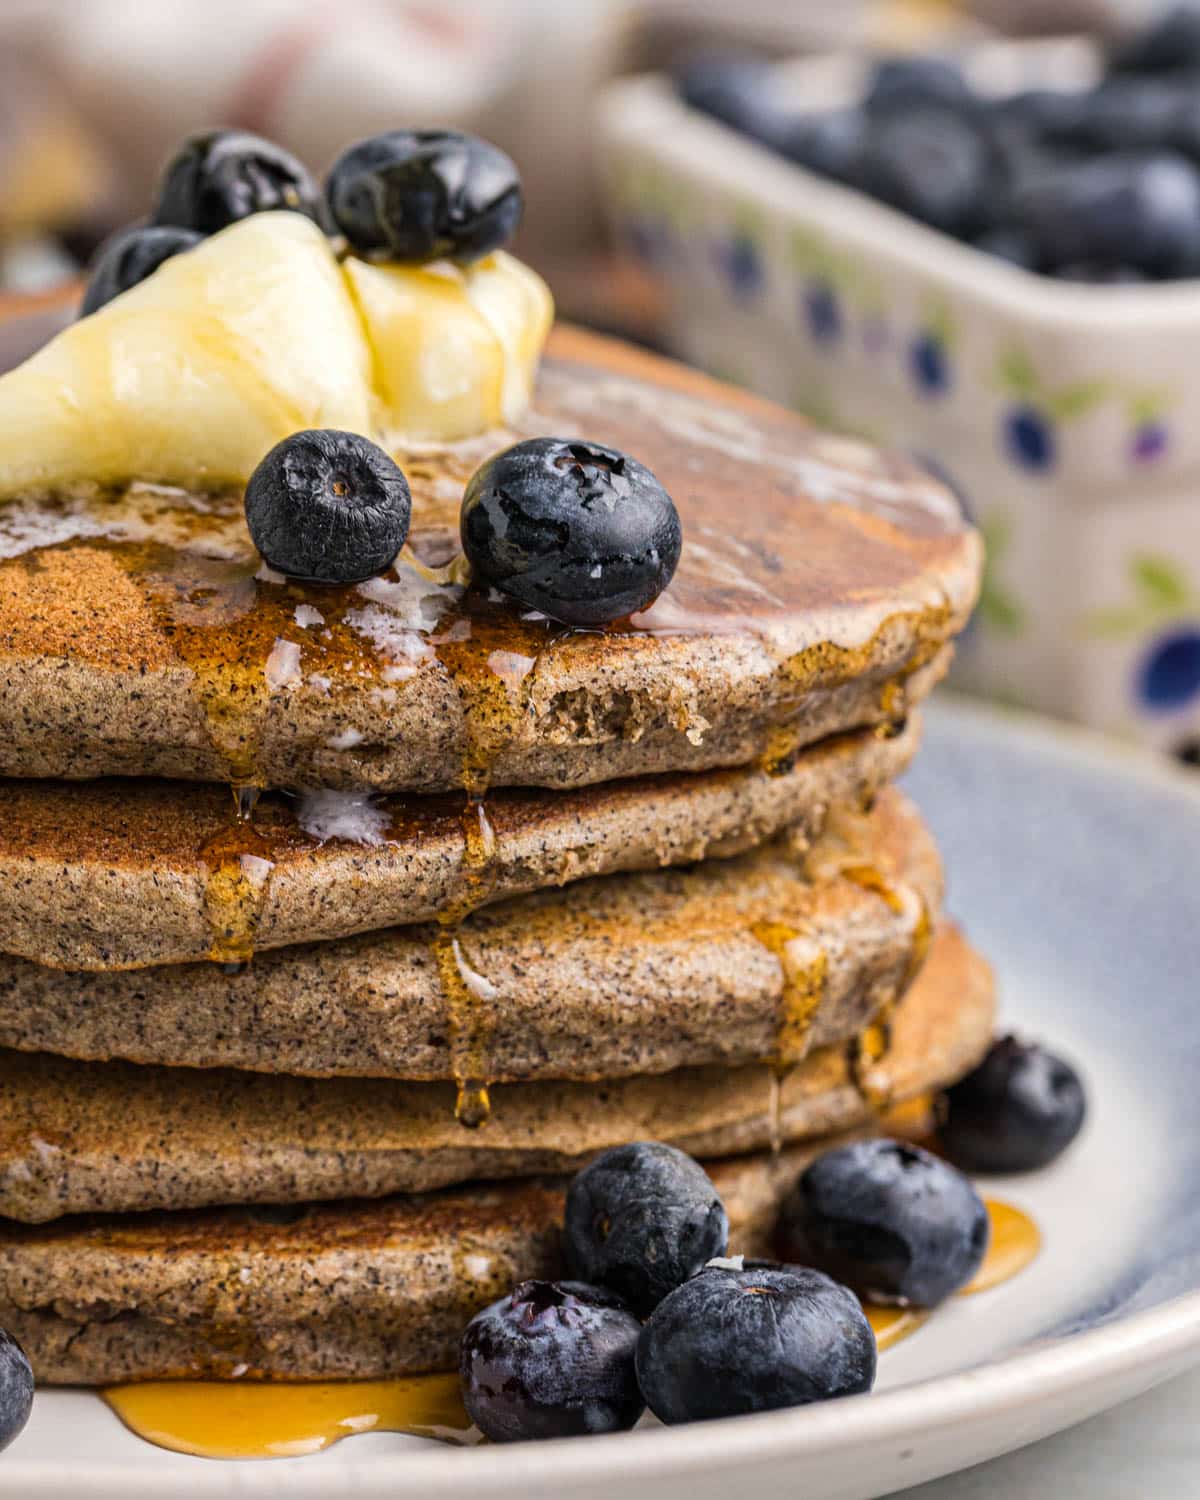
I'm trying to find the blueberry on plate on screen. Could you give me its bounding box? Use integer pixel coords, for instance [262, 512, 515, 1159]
[940, 1035, 1086, 1174]
[459, 1280, 643, 1442]
[855, 104, 993, 238]
[244, 429, 412, 585]
[565, 1141, 729, 1317]
[1014, 152, 1200, 279]
[0, 1327, 33, 1452]
[636, 1260, 876, 1425]
[79, 223, 203, 316]
[778, 1138, 989, 1306]
[152, 129, 320, 234]
[460, 437, 682, 627]
[325, 130, 521, 263]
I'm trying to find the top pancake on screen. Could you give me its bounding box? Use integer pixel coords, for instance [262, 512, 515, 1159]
[0, 325, 979, 792]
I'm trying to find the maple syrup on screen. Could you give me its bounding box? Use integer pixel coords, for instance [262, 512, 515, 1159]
[434, 795, 502, 1128]
[197, 819, 276, 965]
[966, 1200, 1041, 1294]
[103, 1374, 475, 1460]
[751, 920, 829, 1154]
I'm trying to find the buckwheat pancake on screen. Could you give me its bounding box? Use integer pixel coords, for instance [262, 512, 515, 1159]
[0, 715, 918, 971]
[0, 923, 990, 1223]
[0, 1147, 839, 1386]
[0, 925, 990, 1383]
[0, 783, 939, 1080]
[0, 325, 978, 793]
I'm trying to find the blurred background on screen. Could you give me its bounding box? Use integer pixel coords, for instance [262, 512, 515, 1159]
[0, 0, 1198, 760]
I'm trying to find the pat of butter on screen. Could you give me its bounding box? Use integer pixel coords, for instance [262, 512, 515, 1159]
[0, 213, 553, 497]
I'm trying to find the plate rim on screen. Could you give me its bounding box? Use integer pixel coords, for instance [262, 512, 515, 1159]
[9, 697, 1200, 1493]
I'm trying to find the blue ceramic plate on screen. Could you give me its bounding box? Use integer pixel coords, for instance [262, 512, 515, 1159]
[9, 696, 1200, 1499]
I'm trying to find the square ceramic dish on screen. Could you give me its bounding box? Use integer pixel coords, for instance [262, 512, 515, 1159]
[598, 38, 1200, 758]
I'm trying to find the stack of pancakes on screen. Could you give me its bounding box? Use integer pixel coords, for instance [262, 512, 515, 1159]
[0, 327, 988, 1384]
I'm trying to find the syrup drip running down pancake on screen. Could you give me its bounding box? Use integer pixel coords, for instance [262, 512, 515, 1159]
[0, 327, 980, 794]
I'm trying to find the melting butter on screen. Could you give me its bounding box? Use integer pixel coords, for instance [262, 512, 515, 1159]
[0, 213, 552, 498]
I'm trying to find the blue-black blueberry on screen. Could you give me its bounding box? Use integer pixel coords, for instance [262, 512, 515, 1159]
[1109, 4, 1200, 75]
[777, 1138, 989, 1306]
[855, 104, 993, 237]
[864, 56, 973, 114]
[676, 56, 779, 138]
[0, 1327, 32, 1452]
[459, 1279, 643, 1442]
[1013, 151, 1200, 277]
[565, 1141, 729, 1316]
[940, 1035, 1086, 1173]
[460, 437, 682, 627]
[79, 223, 202, 316]
[152, 129, 319, 234]
[636, 1260, 876, 1424]
[325, 130, 521, 263]
[244, 429, 412, 585]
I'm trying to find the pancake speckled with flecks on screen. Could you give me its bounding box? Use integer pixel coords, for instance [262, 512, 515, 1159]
[0, 326, 980, 792]
[0, 923, 992, 1383]
[0, 784, 940, 1080]
[0, 716, 919, 970]
[0, 921, 990, 1224]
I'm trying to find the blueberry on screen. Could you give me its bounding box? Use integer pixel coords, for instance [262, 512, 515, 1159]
[778, 1138, 989, 1306]
[974, 226, 1039, 269]
[856, 105, 993, 237]
[460, 438, 681, 627]
[0, 1328, 33, 1452]
[1004, 405, 1056, 471]
[1054, 262, 1150, 283]
[79, 223, 203, 316]
[152, 129, 319, 234]
[1014, 152, 1200, 278]
[565, 1142, 729, 1316]
[244, 429, 412, 585]
[676, 56, 778, 139]
[864, 56, 972, 114]
[325, 130, 521, 263]
[636, 1261, 875, 1424]
[1138, 627, 1200, 710]
[459, 1280, 643, 1442]
[910, 333, 950, 395]
[1110, 5, 1200, 75]
[1040, 80, 1185, 154]
[779, 109, 869, 182]
[939, 1036, 1086, 1174]
[990, 89, 1093, 146]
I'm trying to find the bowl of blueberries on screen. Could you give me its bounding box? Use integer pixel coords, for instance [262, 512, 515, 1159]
[598, 6, 1200, 765]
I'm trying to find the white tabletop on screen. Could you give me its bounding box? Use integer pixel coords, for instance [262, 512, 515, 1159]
[889, 1366, 1200, 1498]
